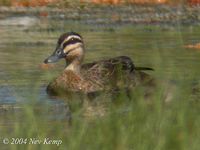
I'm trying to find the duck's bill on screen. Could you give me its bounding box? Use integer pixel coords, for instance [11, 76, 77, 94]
[44, 47, 65, 64]
[44, 54, 60, 64]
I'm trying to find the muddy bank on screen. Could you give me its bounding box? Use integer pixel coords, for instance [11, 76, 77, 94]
[0, 5, 200, 25]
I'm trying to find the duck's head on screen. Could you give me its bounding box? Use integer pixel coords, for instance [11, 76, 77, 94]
[44, 32, 84, 64]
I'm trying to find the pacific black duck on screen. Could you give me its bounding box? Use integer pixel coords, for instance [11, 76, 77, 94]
[44, 32, 154, 97]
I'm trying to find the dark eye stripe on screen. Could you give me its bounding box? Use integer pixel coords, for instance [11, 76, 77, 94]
[63, 38, 82, 48]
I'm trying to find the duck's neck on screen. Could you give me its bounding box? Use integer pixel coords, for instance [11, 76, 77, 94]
[65, 58, 82, 74]
[64, 46, 84, 74]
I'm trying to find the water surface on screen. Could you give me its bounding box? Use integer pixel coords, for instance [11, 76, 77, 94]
[0, 15, 200, 119]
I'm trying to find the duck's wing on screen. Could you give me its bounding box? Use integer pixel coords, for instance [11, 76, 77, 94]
[81, 56, 155, 96]
[82, 56, 134, 72]
[81, 56, 137, 89]
[82, 56, 154, 73]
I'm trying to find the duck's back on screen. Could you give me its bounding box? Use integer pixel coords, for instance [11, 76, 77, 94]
[81, 56, 153, 91]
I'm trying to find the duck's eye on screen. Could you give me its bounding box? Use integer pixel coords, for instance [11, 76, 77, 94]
[56, 50, 61, 55]
[71, 38, 75, 41]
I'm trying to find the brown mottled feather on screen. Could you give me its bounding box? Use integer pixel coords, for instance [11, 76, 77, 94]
[47, 56, 154, 96]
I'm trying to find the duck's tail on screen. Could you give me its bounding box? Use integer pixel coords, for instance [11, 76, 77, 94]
[135, 67, 154, 71]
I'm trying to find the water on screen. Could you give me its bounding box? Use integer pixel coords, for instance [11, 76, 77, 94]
[0, 15, 200, 119]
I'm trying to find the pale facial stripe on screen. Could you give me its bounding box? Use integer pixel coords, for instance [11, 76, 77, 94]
[66, 35, 82, 41]
[61, 35, 82, 47]
[63, 43, 83, 53]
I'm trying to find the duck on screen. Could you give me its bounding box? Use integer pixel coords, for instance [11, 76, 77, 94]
[44, 32, 154, 97]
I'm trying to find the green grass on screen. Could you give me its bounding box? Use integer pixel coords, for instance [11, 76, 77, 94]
[0, 75, 199, 150]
